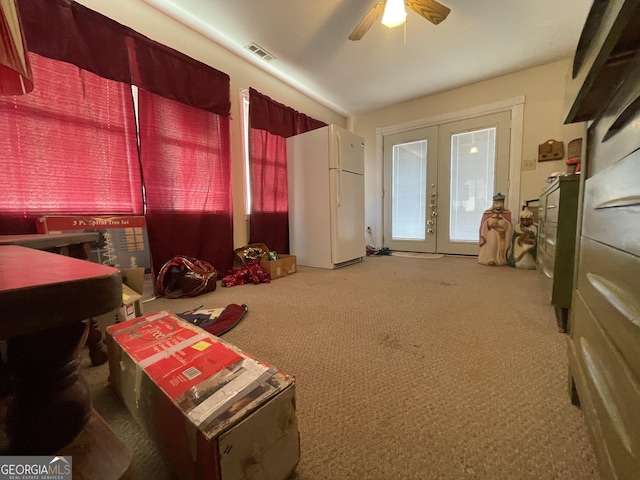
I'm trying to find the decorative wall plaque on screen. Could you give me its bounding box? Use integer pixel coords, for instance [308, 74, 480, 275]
[538, 139, 564, 161]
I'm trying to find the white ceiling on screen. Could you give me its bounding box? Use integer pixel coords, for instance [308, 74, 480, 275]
[142, 0, 594, 117]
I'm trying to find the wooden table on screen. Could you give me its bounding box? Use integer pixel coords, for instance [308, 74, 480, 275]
[0, 245, 130, 478]
[0, 233, 110, 365]
[0, 232, 99, 258]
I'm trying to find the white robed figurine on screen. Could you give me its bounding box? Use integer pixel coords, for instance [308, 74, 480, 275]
[509, 208, 538, 269]
[478, 193, 514, 266]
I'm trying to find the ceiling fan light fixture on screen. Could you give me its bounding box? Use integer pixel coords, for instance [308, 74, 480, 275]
[381, 0, 407, 28]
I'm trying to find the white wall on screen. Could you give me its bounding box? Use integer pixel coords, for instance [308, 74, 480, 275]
[351, 59, 587, 248]
[77, 0, 346, 248]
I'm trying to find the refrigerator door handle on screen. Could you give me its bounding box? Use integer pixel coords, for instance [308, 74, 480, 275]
[336, 129, 342, 170]
[335, 128, 343, 206]
[336, 169, 343, 207]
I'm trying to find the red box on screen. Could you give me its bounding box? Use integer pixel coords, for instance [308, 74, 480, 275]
[106, 311, 299, 480]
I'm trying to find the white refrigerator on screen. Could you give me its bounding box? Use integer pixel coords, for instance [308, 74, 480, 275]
[287, 124, 365, 269]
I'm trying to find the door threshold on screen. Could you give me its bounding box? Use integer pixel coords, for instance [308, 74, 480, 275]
[390, 251, 445, 259]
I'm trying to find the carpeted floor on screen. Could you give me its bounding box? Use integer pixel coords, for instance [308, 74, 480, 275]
[83, 255, 602, 480]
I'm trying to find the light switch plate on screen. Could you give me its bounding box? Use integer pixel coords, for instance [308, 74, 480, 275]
[522, 159, 536, 171]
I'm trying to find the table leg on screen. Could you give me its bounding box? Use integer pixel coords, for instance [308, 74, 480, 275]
[86, 318, 108, 366]
[5, 321, 92, 454]
[0, 357, 10, 397]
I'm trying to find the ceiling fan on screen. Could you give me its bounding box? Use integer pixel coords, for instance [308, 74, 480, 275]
[348, 0, 450, 41]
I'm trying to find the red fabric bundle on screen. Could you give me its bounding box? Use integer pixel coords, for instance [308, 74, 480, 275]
[221, 261, 271, 287]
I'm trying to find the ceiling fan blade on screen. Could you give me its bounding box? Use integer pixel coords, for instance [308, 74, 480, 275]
[348, 1, 386, 41]
[405, 0, 450, 25]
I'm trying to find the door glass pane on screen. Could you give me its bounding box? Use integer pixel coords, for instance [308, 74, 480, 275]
[392, 140, 427, 240]
[449, 128, 496, 242]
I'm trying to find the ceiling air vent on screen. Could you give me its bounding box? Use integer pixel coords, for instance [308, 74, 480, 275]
[245, 42, 276, 62]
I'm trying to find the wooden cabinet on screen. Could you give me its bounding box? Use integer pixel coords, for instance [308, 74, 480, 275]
[536, 175, 579, 332]
[563, 0, 640, 124]
[565, 1, 640, 479]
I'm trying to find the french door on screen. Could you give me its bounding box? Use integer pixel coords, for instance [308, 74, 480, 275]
[383, 126, 438, 252]
[383, 111, 511, 255]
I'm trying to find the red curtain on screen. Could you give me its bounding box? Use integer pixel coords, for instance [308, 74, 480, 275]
[0, 53, 141, 234]
[138, 89, 233, 275]
[248, 89, 326, 253]
[18, 0, 230, 117]
[248, 129, 289, 253]
[1, 2, 235, 279]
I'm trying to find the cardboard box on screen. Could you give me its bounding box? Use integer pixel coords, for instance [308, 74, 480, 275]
[36, 215, 155, 299]
[233, 243, 270, 266]
[260, 254, 297, 279]
[94, 267, 144, 333]
[106, 311, 299, 480]
[281, 254, 297, 274]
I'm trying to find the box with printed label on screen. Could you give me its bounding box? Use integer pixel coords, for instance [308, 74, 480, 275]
[36, 215, 154, 299]
[106, 311, 299, 480]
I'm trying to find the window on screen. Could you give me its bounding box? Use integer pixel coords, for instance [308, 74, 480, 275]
[5, 1, 236, 271]
[247, 88, 326, 253]
[137, 89, 233, 275]
[0, 53, 141, 233]
[0, 53, 234, 272]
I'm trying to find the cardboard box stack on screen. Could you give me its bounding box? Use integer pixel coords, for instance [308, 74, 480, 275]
[106, 311, 299, 480]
